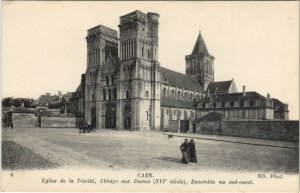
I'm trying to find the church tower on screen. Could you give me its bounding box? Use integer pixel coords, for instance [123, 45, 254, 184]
[116, 10, 161, 131]
[185, 31, 215, 90]
[84, 25, 118, 128]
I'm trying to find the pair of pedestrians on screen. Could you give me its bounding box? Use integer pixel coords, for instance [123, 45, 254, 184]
[180, 139, 197, 164]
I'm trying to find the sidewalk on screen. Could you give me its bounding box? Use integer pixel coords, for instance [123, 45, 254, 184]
[163, 132, 298, 149]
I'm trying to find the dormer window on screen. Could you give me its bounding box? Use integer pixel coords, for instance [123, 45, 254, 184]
[239, 100, 244, 107]
[213, 102, 217, 108]
[221, 102, 225, 108]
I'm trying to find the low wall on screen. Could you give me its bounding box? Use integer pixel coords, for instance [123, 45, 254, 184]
[41, 117, 76, 128]
[221, 120, 299, 141]
[196, 120, 299, 141]
[196, 121, 221, 135]
[12, 113, 37, 127]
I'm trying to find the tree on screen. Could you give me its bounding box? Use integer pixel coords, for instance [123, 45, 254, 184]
[2, 97, 14, 107]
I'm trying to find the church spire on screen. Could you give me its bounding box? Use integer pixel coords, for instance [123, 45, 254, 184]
[185, 30, 214, 90]
[191, 30, 209, 56]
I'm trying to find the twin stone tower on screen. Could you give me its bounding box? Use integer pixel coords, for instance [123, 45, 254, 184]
[83, 10, 214, 131]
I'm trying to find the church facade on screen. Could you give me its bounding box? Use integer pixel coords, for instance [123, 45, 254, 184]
[71, 10, 289, 131]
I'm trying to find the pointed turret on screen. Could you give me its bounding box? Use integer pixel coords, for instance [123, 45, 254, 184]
[191, 31, 209, 56]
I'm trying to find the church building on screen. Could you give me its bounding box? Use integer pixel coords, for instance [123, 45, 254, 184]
[70, 10, 289, 131]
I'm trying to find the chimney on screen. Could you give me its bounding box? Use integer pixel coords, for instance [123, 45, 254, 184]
[46, 92, 51, 96]
[58, 91, 62, 99]
[242, 86, 246, 97]
[267, 93, 270, 99]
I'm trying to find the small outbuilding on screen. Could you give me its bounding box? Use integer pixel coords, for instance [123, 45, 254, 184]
[193, 111, 224, 135]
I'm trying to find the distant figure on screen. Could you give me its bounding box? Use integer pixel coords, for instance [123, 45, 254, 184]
[189, 139, 197, 163]
[180, 139, 190, 164]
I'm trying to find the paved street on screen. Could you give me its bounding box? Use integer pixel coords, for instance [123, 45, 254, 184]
[2, 127, 298, 173]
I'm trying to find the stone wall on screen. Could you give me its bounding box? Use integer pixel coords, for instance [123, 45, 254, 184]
[196, 120, 299, 141]
[221, 120, 298, 141]
[12, 113, 37, 127]
[41, 117, 76, 128]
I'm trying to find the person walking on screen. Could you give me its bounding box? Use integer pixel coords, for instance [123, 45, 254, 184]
[180, 139, 190, 164]
[189, 139, 197, 163]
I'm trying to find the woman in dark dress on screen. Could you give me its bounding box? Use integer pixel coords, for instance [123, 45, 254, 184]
[180, 139, 190, 164]
[189, 139, 197, 163]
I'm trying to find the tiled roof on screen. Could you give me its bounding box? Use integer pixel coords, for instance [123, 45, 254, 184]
[206, 80, 233, 93]
[75, 84, 81, 92]
[160, 67, 202, 92]
[36, 95, 58, 106]
[161, 98, 195, 109]
[199, 92, 266, 103]
[62, 92, 73, 100]
[272, 98, 288, 111]
[196, 111, 224, 121]
[273, 98, 284, 107]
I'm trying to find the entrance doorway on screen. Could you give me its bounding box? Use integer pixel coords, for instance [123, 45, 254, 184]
[91, 107, 96, 128]
[123, 107, 131, 130]
[180, 120, 189, 133]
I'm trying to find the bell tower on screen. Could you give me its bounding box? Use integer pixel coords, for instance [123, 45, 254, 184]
[185, 31, 215, 90]
[116, 10, 161, 131]
[84, 25, 118, 128]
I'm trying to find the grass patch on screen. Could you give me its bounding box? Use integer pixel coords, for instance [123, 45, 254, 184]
[2, 141, 59, 170]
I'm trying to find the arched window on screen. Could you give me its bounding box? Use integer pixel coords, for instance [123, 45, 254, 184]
[172, 90, 175, 98]
[162, 88, 166, 97]
[108, 89, 112, 100]
[103, 89, 106, 101]
[111, 76, 115, 85]
[145, 91, 149, 99]
[184, 92, 187, 100]
[113, 88, 117, 100]
[106, 76, 109, 86]
[178, 91, 181, 99]
[126, 91, 130, 99]
[142, 46, 144, 57]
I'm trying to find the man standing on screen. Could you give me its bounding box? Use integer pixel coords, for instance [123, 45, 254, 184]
[180, 139, 190, 164]
[189, 139, 197, 163]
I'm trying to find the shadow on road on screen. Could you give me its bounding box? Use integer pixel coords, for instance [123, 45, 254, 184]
[153, 156, 181, 163]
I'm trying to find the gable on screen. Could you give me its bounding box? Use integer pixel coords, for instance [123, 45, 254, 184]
[207, 80, 235, 94]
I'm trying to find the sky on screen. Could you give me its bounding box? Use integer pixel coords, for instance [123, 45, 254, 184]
[2, 1, 299, 119]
